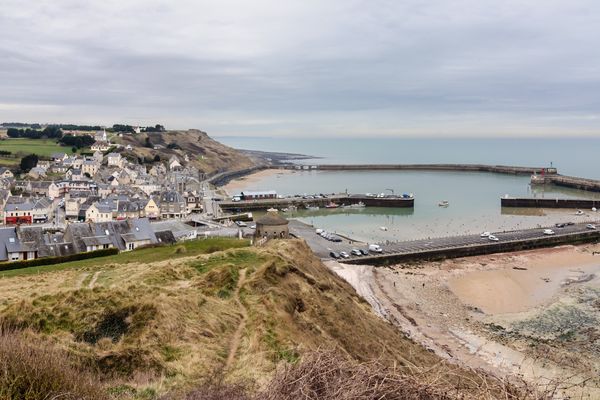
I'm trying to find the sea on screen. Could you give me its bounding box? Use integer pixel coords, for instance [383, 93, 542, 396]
[217, 137, 600, 243]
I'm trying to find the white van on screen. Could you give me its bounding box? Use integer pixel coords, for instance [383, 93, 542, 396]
[368, 244, 383, 253]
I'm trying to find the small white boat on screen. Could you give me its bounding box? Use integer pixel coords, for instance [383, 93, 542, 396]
[343, 201, 366, 209]
[592, 207, 597, 212]
[438, 200, 449, 207]
[380, 226, 388, 231]
[575, 210, 584, 215]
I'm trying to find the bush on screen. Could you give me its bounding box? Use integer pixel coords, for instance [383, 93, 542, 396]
[0, 248, 119, 272]
[0, 329, 104, 399]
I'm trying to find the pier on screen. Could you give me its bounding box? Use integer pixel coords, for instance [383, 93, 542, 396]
[218, 194, 414, 212]
[501, 197, 600, 208]
[289, 220, 600, 266]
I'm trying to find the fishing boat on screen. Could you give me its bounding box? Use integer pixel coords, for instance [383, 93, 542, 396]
[438, 200, 449, 207]
[380, 226, 388, 231]
[325, 202, 339, 209]
[342, 201, 366, 209]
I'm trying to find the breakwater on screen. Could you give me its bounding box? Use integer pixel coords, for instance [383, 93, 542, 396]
[541, 175, 600, 193]
[280, 164, 556, 176]
[219, 194, 414, 211]
[501, 197, 600, 208]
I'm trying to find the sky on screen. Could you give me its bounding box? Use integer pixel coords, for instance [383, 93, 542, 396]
[1, 0, 599, 137]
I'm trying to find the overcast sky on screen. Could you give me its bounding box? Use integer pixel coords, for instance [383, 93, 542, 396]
[1, 0, 599, 137]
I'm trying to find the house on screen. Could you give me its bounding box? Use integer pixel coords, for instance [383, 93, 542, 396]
[81, 159, 100, 177]
[27, 166, 47, 179]
[241, 190, 277, 200]
[85, 202, 113, 223]
[66, 168, 85, 181]
[92, 151, 104, 164]
[0, 227, 36, 261]
[64, 223, 114, 253]
[31, 197, 52, 223]
[159, 191, 187, 219]
[149, 164, 166, 176]
[36, 160, 51, 170]
[184, 193, 203, 214]
[91, 142, 111, 152]
[107, 152, 122, 167]
[4, 202, 35, 224]
[51, 153, 68, 162]
[0, 167, 14, 179]
[168, 156, 182, 171]
[144, 197, 160, 219]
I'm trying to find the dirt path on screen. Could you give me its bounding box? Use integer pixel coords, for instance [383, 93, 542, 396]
[88, 271, 101, 289]
[224, 268, 248, 372]
[75, 273, 89, 289]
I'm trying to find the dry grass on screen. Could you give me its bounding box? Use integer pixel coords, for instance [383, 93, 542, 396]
[0, 240, 570, 398]
[0, 328, 104, 400]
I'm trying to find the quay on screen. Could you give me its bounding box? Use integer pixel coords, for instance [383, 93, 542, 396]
[219, 194, 414, 211]
[501, 197, 600, 208]
[289, 220, 600, 266]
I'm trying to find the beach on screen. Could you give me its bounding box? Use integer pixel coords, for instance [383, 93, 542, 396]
[221, 168, 293, 195]
[328, 244, 600, 398]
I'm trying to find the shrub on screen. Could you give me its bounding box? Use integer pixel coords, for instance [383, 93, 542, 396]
[0, 329, 105, 399]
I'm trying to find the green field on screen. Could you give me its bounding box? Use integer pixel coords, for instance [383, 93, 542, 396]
[0, 138, 70, 157]
[0, 237, 251, 277]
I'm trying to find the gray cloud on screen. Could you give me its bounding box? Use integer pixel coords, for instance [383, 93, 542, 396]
[0, 0, 599, 136]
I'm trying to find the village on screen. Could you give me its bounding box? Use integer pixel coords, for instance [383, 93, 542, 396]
[0, 127, 252, 263]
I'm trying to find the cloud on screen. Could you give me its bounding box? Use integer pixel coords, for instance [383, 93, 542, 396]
[0, 0, 599, 136]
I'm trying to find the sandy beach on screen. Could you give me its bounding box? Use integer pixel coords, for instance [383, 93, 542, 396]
[328, 244, 600, 398]
[221, 168, 293, 195]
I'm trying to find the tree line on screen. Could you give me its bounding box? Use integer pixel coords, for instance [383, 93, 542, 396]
[58, 134, 95, 149]
[6, 126, 63, 139]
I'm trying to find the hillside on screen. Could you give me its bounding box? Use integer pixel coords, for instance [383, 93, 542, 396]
[115, 129, 258, 175]
[0, 239, 537, 399]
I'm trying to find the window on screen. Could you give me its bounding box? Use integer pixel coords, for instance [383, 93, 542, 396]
[128, 243, 135, 250]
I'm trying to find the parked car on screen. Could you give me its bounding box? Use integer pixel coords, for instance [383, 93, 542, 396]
[555, 223, 566, 228]
[329, 251, 340, 259]
[368, 244, 383, 253]
[339, 251, 350, 259]
[543, 229, 555, 235]
[566, 222, 575, 226]
[315, 228, 324, 234]
[488, 235, 499, 241]
[360, 249, 369, 256]
[586, 224, 597, 230]
[351, 249, 362, 256]
[480, 232, 491, 238]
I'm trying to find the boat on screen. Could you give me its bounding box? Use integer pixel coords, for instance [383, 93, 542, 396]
[438, 200, 449, 207]
[342, 201, 366, 209]
[325, 202, 339, 209]
[380, 226, 388, 231]
[575, 210, 584, 215]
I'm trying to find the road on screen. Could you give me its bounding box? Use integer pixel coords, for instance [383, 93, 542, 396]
[290, 219, 600, 261]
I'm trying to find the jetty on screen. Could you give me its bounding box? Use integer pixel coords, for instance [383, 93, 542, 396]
[219, 194, 413, 212]
[501, 197, 600, 209]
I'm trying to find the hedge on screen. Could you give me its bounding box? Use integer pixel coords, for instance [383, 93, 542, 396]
[0, 248, 120, 272]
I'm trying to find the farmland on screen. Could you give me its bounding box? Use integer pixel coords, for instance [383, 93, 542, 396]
[0, 138, 69, 157]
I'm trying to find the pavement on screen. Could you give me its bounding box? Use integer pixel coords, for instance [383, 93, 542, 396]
[289, 218, 600, 262]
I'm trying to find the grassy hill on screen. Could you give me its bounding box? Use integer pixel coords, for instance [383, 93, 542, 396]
[0, 239, 537, 399]
[116, 129, 257, 175]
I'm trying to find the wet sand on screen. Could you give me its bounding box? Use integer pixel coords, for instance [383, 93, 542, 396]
[328, 244, 600, 398]
[448, 249, 600, 314]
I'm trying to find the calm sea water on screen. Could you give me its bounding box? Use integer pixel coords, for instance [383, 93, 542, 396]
[217, 137, 600, 179]
[217, 137, 600, 242]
